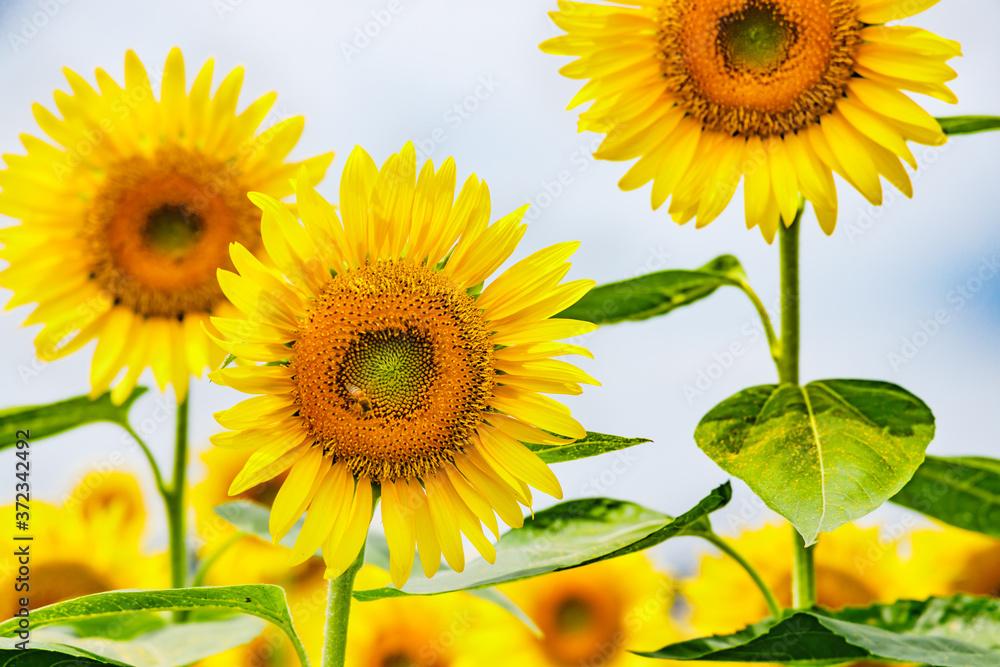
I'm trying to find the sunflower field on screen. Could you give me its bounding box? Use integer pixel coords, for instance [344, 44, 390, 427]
[1, 1, 999, 666]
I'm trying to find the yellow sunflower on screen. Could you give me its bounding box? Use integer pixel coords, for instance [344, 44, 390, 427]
[346, 567, 504, 667]
[905, 523, 1000, 599]
[209, 141, 598, 588]
[471, 553, 682, 667]
[193, 445, 330, 666]
[683, 523, 913, 636]
[541, 0, 960, 241]
[0, 48, 332, 403]
[0, 472, 167, 619]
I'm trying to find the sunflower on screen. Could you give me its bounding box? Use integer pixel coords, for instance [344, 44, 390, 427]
[193, 446, 318, 583]
[192, 445, 331, 665]
[0, 48, 333, 403]
[346, 567, 503, 667]
[209, 141, 598, 588]
[470, 553, 682, 667]
[905, 523, 1000, 599]
[683, 523, 913, 636]
[541, 0, 960, 241]
[0, 472, 167, 619]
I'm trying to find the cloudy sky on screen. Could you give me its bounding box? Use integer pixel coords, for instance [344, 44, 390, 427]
[1, 0, 998, 572]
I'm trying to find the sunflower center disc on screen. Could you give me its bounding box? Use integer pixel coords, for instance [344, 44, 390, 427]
[87, 146, 260, 319]
[340, 326, 438, 420]
[658, 0, 862, 136]
[143, 205, 205, 256]
[719, 4, 793, 73]
[555, 597, 594, 633]
[292, 260, 495, 482]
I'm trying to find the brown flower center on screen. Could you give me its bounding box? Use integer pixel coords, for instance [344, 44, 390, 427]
[291, 260, 495, 482]
[86, 146, 260, 319]
[658, 0, 862, 136]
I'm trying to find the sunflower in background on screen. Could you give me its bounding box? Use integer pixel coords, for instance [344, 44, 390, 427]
[345, 567, 506, 667]
[683, 523, 910, 637]
[192, 446, 328, 665]
[469, 554, 683, 667]
[906, 523, 1000, 599]
[0, 472, 167, 618]
[210, 142, 598, 587]
[541, 0, 960, 241]
[0, 47, 332, 403]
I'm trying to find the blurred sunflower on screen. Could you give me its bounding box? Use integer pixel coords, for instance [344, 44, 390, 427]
[541, 0, 960, 242]
[475, 554, 683, 667]
[346, 567, 502, 667]
[0, 47, 332, 403]
[193, 446, 328, 665]
[0, 473, 167, 618]
[683, 523, 909, 636]
[906, 523, 1000, 599]
[210, 142, 598, 587]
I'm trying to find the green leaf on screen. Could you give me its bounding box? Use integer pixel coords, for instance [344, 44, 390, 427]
[695, 379, 933, 544]
[524, 431, 651, 464]
[215, 501, 541, 634]
[937, 115, 1000, 135]
[353, 483, 730, 600]
[0, 586, 308, 667]
[32, 615, 266, 667]
[557, 255, 746, 325]
[0, 388, 147, 451]
[892, 455, 1000, 538]
[0, 639, 129, 666]
[639, 595, 1000, 666]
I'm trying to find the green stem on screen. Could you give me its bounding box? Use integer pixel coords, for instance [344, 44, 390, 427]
[777, 202, 803, 386]
[704, 534, 781, 618]
[321, 540, 367, 667]
[792, 530, 817, 609]
[167, 396, 190, 590]
[777, 201, 816, 609]
[735, 279, 780, 368]
[191, 532, 246, 587]
[124, 424, 167, 497]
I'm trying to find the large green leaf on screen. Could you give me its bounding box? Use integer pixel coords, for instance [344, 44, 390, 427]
[893, 455, 1000, 537]
[0, 388, 147, 450]
[215, 501, 540, 634]
[937, 116, 1000, 135]
[695, 380, 933, 544]
[0, 586, 308, 666]
[557, 255, 746, 325]
[0, 639, 128, 666]
[525, 431, 650, 464]
[639, 595, 1000, 666]
[31, 615, 266, 667]
[353, 483, 731, 600]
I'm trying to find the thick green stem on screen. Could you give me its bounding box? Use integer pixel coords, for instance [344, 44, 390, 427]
[778, 203, 816, 609]
[321, 541, 367, 667]
[167, 396, 190, 589]
[792, 530, 817, 608]
[777, 205, 802, 386]
[704, 534, 781, 618]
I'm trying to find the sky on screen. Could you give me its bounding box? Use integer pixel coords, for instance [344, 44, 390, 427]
[0, 0, 998, 574]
